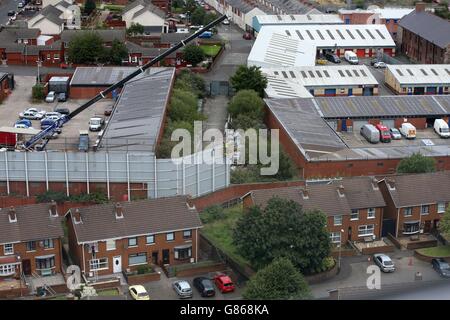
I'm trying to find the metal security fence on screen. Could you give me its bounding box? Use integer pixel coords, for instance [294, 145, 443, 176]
[0, 150, 230, 199]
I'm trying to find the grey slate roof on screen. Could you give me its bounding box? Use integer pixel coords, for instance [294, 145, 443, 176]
[248, 176, 386, 216]
[70, 66, 138, 86]
[98, 67, 175, 152]
[398, 10, 450, 49]
[68, 196, 202, 243]
[0, 27, 40, 44]
[126, 41, 176, 58]
[61, 29, 126, 43]
[0, 203, 64, 245]
[30, 5, 64, 27]
[125, 0, 165, 18]
[381, 171, 450, 208]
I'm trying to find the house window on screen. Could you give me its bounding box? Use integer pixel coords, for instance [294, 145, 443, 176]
[421, 205, 429, 215]
[106, 239, 116, 251]
[129, 253, 147, 266]
[54, 53, 59, 60]
[128, 237, 138, 247]
[358, 224, 375, 237]
[89, 258, 108, 271]
[166, 232, 174, 242]
[334, 215, 342, 226]
[35, 255, 55, 270]
[47, 54, 50, 60]
[367, 208, 376, 219]
[4, 243, 13, 255]
[26, 241, 36, 252]
[174, 246, 192, 260]
[43, 239, 54, 249]
[330, 232, 341, 244]
[350, 209, 359, 221]
[403, 221, 420, 235]
[404, 207, 413, 217]
[0, 264, 16, 276]
[438, 202, 446, 214]
[183, 230, 192, 239]
[146, 235, 155, 245]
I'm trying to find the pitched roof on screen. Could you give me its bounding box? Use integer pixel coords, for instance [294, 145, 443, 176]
[124, 0, 165, 18]
[398, 10, 450, 48]
[248, 176, 386, 216]
[0, 27, 40, 45]
[68, 196, 202, 243]
[381, 171, 450, 208]
[60, 29, 126, 43]
[0, 203, 64, 245]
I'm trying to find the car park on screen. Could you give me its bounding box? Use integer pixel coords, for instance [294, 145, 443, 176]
[173, 280, 193, 298]
[193, 277, 216, 297]
[431, 258, 450, 278]
[45, 91, 56, 103]
[373, 254, 395, 273]
[389, 128, 402, 140]
[374, 61, 387, 68]
[57, 92, 67, 102]
[129, 285, 150, 300]
[214, 274, 235, 293]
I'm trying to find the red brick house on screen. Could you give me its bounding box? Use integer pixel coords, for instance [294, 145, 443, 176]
[0, 202, 64, 281]
[242, 176, 386, 245]
[66, 196, 202, 279]
[378, 171, 450, 237]
[0, 72, 13, 102]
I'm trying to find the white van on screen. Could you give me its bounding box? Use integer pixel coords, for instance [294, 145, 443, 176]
[399, 123, 416, 139]
[360, 124, 380, 144]
[344, 51, 359, 65]
[434, 119, 450, 138]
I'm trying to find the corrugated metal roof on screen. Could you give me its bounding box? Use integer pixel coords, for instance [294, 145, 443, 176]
[386, 64, 450, 86]
[338, 7, 414, 19]
[70, 66, 138, 86]
[97, 68, 175, 152]
[255, 14, 343, 25]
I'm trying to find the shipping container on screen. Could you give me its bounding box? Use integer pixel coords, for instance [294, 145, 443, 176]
[0, 132, 17, 147]
[48, 76, 70, 94]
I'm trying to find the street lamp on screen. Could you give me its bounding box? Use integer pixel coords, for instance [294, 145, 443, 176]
[16, 254, 22, 297]
[36, 59, 42, 84]
[338, 229, 345, 271]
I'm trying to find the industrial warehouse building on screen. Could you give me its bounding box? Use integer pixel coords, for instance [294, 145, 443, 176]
[385, 64, 450, 95]
[248, 24, 395, 68]
[265, 95, 450, 178]
[251, 14, 343, 33]
[262, 65, 379, 98]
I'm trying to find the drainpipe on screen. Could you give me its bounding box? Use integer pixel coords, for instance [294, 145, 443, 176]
[81, 243, 86, 274]
[396, 208, 400, 238]
[195, 228, 198, 263]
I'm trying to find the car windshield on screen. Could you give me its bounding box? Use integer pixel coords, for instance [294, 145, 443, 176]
[440, 262, 450, 269]
[90, 119, 101, 125]
[382, 130, 389, 135]
[383, 261, 394, 266]
[138, 292, 148, 297]
[441, 128, 449, 133]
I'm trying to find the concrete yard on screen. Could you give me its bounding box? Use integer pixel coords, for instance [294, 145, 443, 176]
[0, 76, 113, 151]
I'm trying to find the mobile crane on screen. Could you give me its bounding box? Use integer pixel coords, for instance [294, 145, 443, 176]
[22, 14, 227, 151]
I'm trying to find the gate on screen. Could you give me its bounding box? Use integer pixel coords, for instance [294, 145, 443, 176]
[382, 219, 396, 237]
[209, 81, 232, 96]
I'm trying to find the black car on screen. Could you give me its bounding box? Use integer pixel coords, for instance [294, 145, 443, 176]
[8, 10, 16, 16]
[431, 258, 450, 277]
[54, 106, 70, 115]
[57, 92, 67, 102]
[370, 58, 381, 66]
[325, 52, 341, 63]
[193, 277, 216, 297]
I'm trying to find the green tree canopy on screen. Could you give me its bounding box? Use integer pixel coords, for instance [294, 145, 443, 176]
[397, 153, 436, 174]
[84, 0, 96, 15]
[227, 89, 264, 120]
[183, 44, 205, 66]
[233, 197, 331, 273]
[230, 65, 268, 97]
[174, 70, 205, 97]
[67, 32, 106, 64]
[191, 7, 206, 25]
[204, 12, 217, 25]
[108, 39, 128, 65]
[438, 204, 450, 238]
[243, 257, 312, 300]
[126, 23, 145, 36]
[169, 89, 204, 123]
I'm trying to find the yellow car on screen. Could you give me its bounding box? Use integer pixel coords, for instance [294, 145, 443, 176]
[129, 285, 150, 300]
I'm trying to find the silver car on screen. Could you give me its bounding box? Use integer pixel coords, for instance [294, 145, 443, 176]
[373, 254, 396, 272]
[173, 280, 193, 298]
[390, 128, 402, 140]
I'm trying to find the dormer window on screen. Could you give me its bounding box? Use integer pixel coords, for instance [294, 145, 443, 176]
[49, 200, 58, 217]
[301, 189, 309, 199]
[8, 207, 17, 223]
[337, 185, 345, 198]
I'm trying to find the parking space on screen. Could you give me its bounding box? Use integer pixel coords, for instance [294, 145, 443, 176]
[0, 76, 113, 151]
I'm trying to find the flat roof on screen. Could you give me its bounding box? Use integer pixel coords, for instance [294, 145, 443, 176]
[254, 14, 343, 25]
[338, 7, 414, 19]
[262, 65, 378, 98]
[70, 67, 138, 87]
[386, 64, 450, 86]
[248, 24, 394, 67]
[97, 68, 175, 152]
[0, 127, 41, 135]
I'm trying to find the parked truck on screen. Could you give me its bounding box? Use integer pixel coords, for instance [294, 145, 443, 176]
[360, 124, 380, 143]
[89, 116, 105, 132]
[399, 123, 416, 139]
[434, 119, 450, 138]
[78, 130, 89, 152]
[344, 51, 359, 65]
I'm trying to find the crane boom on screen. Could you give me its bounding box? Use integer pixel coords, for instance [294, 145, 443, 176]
[24, 14, 227, 150]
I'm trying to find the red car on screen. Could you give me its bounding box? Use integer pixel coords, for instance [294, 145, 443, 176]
[214, 274, 235, 293]
[243, 32, 252, 40]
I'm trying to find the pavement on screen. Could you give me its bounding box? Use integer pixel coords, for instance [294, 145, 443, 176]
[0, 0, 18, 25]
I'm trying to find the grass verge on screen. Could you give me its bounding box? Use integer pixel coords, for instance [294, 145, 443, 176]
[417, 245, 450, 257]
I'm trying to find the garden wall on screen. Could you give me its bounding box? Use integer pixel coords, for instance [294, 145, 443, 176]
[387, 233, 402, 249]
[406, 240, 438, 250]
[305, 260, 338, 285]
[361, 244, 395, 255]
[124, 272, 161, 285]
[414, 250, 450, 263]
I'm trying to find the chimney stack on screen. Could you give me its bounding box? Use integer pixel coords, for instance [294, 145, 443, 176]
[415, 2, 426, 13]
[73, 208, 82, 224]
[387, 179, 396, 190]
[301, 188, 309, 199]
[8, 206, 17, 223]
[49, 200, 58, 217]
[337, 185, 345, 197]
[115, 203, 124, 219]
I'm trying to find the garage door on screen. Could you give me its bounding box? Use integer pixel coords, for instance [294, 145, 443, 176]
[324, 89, 336, 96]
[356, 49, 366, 57]
[352, 120, 368, 133]
[381, 119, 395, 129]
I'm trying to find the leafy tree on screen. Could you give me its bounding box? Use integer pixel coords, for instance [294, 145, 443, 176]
[184, 0, 197, 14]
[32, 84, 46, 100]
[169, 89, 204, 123]
[354, 0, 365, 9]
[397, 153, 436, 174]
[231, 113, 265, 131]
[233, 197, 331, 273]
[84, 0, 96, 15]
[274, 150, 295, 180]
[228, 89, 264, 120]
[438, 205, 450, 238]
[172, 0, 185, 8]
[183, 44, 205, 66]
[174, 70, 205, 97]
[67, 32, 106, 64]
[204, 12, 217, 25]
[230, 65, 268, 97]
[126, 23, 144, 36]
[243, 258, 311, 300]
[108, 39, 128, 65]
[191, 7, 206, 25]
[200, 205, 226, 224]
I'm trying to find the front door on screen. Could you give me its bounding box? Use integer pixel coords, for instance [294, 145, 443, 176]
[22, 259, 31, 275]
[113, 256, 122, 273]
[162, 249, 170, 265]
[152, 251, 159, 265]
[348, 226, 352, 241]
[424, 221, 432, 233]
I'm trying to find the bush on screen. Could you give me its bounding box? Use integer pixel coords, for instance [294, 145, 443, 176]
[397, 153, 436, 174]
[183, 44, 205, 66]
[32, 84, 46, 100]
[36, 191, 68, 204]
[36, 190, 108, 204]
[136, 265, 154, 275]
[201, 205, 226, 223]
[228, 89, 264, 120]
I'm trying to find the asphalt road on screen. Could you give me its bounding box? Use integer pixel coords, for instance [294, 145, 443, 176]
[0, 0, 19, 26]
